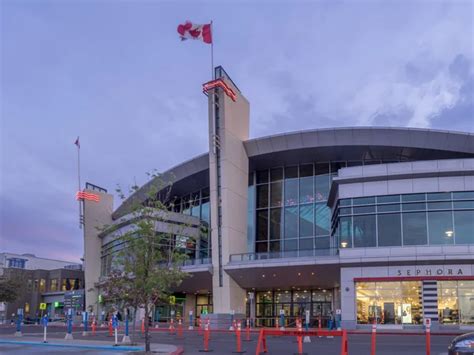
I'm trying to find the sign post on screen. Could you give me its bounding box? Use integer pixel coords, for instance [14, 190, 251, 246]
[112, 313, 119, 346]
[122, 309, 131, 344]
[189, 310, 194, 330]
[229, 309, 235, 330]
[65, 308, 74, 340]
[42, 314, 48, 343]
[303, 310, 311, 343]
[14, 308, 23, 337]
[336, 309, 342, 330]
[279, 309, 285, 331]
[82, 311, 88, 336]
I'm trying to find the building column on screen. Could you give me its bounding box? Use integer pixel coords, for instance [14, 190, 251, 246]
[207, 68, 249, 323]
[83, 189, 113, 314]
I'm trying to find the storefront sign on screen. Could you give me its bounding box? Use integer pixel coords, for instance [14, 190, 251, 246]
[389, 265, 472, 278]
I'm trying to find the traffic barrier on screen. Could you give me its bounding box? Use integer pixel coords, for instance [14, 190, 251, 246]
[341, 329, 348, 355]
[91, 320, 96, 336]
[141, 318, 145, 335]
[198, 318, 203, 336]
[244, 318, 252, 342]
[169, 318, 176, 335]
[233, 321, 245, 354]
[255, 328, 347, 355]
[425, 324, 431, 355]
[199, 319, 212, 352]
[371, 321, 376, 355]
[296, 319, 304, 355]
[177, 319, 184, 339]
[108, 319, 113, 337]
[255, 329, 268, 355]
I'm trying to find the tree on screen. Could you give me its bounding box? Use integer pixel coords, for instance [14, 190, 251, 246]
[0, 278, 20, 303]
[99, 172, 191, 352]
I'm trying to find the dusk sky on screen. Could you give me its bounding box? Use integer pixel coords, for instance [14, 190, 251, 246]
[1, 0, 473, 263]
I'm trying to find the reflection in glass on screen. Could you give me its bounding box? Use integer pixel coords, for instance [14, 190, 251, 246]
[353, 215, 376, 247]
[402, 212, 427, 245]
[299, 204, 314, 237]
[428, 211, 454, 245]
[453, 210, 474, 244]
[284, 207, 298, 239]
[377, 213, 402, 246]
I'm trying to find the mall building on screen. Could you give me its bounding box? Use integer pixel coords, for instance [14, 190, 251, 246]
[83, 67, 474, 330]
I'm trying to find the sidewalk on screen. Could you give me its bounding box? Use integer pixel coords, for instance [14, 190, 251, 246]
[0, 335, 183, 354]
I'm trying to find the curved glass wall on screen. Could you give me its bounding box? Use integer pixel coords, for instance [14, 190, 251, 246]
[250, 163, 335, 253]
[167, 187, 211, 258]
[333, 191, 474, 248]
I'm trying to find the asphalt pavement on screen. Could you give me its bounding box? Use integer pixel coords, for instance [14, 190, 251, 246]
[0, 324, 462, 354]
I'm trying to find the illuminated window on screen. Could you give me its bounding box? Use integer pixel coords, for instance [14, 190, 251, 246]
[39, 279, 46, 293]
[50, 279, 58, 292]
[356, 281, 422, 325]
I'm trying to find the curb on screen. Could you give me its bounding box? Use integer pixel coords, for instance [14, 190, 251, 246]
[0, 339, 144, 351]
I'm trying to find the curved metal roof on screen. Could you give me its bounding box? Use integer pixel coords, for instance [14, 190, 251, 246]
[113, 127, 474, 219]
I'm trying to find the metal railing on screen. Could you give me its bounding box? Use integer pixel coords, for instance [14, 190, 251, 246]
[180, 257, 212, 267]
[229, 248, 338, 263]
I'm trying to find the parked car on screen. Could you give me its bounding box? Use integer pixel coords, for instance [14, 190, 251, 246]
[448, 332, 474, 355]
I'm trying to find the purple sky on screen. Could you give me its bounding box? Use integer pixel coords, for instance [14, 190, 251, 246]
[1, 0, 473, 263]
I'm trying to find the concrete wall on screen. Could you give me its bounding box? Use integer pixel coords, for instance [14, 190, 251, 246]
[332, 158, 474, 201]
[83, 189, 113, 314]
[208, 73, 249, 314]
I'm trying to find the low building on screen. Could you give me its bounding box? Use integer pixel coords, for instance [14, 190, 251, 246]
[0, 252, 84, 323]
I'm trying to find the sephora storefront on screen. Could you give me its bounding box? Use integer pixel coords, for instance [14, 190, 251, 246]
[342, 265, 474, 329]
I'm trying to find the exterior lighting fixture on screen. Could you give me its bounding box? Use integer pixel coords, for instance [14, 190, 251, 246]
[202, 79, 237, 101]
[76, 191, 100, 202]
[341, 242, 348, 248]
[298, 272, 301, 276]
[311, 272, 315, 275]
[445, 230, 454, 237]
[273, 274, 276, 277]
[262, 274, 265, 278]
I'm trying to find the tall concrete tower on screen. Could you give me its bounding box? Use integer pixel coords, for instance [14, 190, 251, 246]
[206, 67, 250, 324]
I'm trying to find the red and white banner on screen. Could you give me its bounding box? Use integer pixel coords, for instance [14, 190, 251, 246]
[76, 191, 100, 202]
[177, 21, 212, 44]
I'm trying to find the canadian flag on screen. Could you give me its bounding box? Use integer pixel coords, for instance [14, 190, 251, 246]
[177, 21, 212, 44]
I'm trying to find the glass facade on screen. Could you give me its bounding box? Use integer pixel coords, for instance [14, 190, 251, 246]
[438, 281, 474, 325]
[333, 191, 474, 248]
[250, 164, 335, 253]
[251, 289, 333, 327]
[168, 187, 211, 259]
[356, 281, 422, 325]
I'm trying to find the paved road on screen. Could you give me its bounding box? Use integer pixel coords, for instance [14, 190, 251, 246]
[0, 325, 458, 354]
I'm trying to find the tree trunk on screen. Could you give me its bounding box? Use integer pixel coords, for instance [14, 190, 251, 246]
[144, 303, 150, 352]
[132, 307, 137, 342]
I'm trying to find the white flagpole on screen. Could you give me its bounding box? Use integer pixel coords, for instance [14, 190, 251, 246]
[76, 137, 82, 229]
[210, 20, 214, 79]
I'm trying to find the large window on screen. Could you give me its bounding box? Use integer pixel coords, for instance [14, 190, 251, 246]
[252, 289, 333, 327]
[438, 281, 474, 325]
[251, 163, 340, 254]
[333, 191, 474, 248]
[356, 281, 422, 325]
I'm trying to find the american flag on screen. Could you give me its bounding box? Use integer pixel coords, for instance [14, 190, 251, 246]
[76, 191, 100, 202]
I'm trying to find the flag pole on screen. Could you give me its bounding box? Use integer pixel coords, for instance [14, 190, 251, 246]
[76, 137, 82, 229]
[210, 20, 214, 79]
